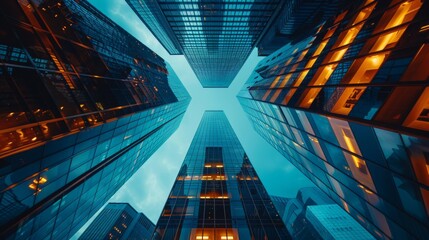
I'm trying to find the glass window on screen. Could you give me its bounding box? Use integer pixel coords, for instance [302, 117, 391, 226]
[401, 135, 429, 185]
[349, 122, 386, 166]
[374, 129, 414, 178]
[392, 175, 426, 221]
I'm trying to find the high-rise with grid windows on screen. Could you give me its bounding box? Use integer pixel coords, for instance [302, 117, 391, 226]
[256, 0, 351, 56]
[0, 0, 190, 239]
[153, 111, 290, 239]
[238, 0, 429, 239]
[79, 203, 155, 240]
[127, 0, 283, 88]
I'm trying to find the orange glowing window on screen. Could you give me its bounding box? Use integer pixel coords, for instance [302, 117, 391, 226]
[269, 90, 281, 103]
[329, 118, 376, 192]
[331, 0, 422, 115]
[299, 3, 376, 108]
[284, 57, 293, 67]
[28, 176, 48, 195]
[200, 174, 226, 181]
[283, 29, 337, 104]
[200, 194, 228, 199]
[269, 76, 281, 88]
[313, 40, 328, 57]
[191, 228, 238, 240]
[278, 73, 292, 88]
[401, 87, 429, 131]
[297, 49, 309, 62]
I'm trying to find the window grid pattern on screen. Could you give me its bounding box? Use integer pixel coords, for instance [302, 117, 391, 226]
[248, 0, 429, 136]
[127, 0, 281, 87]
[153, 111, 290, 240]
[126, 0, 183, 55]
[306, 204, 376, 240]
[79, 203, 155, 240]
[238, 96, 429, 239]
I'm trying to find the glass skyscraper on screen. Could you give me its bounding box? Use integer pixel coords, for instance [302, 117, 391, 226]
[281, 187, 374, 240]
[239, 0, 429, 239]
[79, 202, 155, 240]
[306, 204, 375, 240]
[257, 0, 350, 56]
[0, 0, 190, 239]
[153, 111, 290, 239]
[270, 195, 289, 218]
[127, 0, 283, 88]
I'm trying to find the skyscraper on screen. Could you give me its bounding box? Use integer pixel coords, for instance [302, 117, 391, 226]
[306, 204, 375, 240]
[256, 0, 350, 56]
[79, 203, 155, 240]
[153, 111, 290, 239]
[239, 0, 429, 239]
[282, 187, 374, 240]
[0, 0, 190, 239]
[270, 195, 289, 217]
[127, 0, 283, 88]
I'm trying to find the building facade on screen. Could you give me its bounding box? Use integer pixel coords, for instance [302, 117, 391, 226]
[153, 111, 290, 239]
[281, 187, 373, 240]
[239, 0, 429, 239]
[306, 204, 375, 240]
[270, 195, 289, 217]
[0, 0, 190, 239]
[79, 203, 155, 240]
[127, 0, 283, 88]
[283, 188, 330, 240]
[257, 0, 350, 56]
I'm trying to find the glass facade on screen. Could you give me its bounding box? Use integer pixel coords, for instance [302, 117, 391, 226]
[79, 202, 155, 240]
[127, 0, 183, 55]
[281, 187, 374, 240]
[270, 195, 289, 217]
[306, 204, 376, 240]
[153, 111, 290, 239]
[257, 0, 349, 56]
[127, 0, 282, 88]
[239, 0, 429, 239]
[283, 188, 332, 240]
[0, 0, 190, 239]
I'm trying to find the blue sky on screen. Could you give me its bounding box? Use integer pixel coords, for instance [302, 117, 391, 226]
[72, 0, 313, 237]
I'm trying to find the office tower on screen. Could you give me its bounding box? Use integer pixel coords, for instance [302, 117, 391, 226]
[306, 204, 375, 240]
[127, 0, 283, 88]
[282, 187, 373, 240]
[270, 195, 289, 217]
[239, 0, 429, 239]
[257, 0, 350, 56]
[0, 0, 190, 239]
[153, 111, 290, 239]
[79, 203, 154, 240]
[283, 188, 332, 240]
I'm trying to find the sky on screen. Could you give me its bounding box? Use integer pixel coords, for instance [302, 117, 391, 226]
[72, 1, 314, 237]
